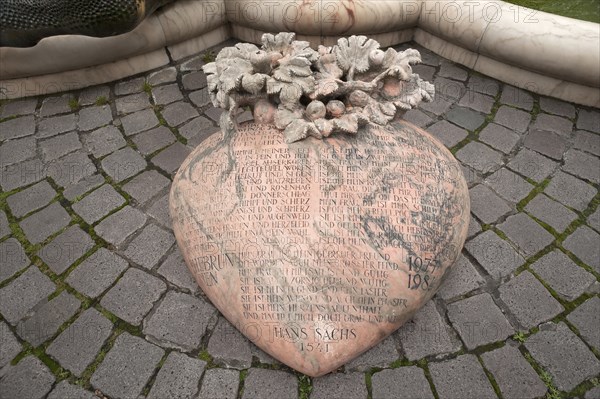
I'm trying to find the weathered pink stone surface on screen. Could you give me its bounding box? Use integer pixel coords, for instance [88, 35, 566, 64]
[170, 120, 469, 376]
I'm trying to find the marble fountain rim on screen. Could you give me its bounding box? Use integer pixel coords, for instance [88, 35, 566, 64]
[0, 0, 598, 107]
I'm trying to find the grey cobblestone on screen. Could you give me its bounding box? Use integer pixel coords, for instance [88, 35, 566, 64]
[47, 381, 95, 399]
[37, 114, 77, 138]
[147, 67, 177, 86]
[524, 129, 568, 160]
[446, 106, 485, 131]
[101, 147, 147, 182]
[436, 254, 485, 301]
[78, 85, 110, 106]
[115, 92, 151, 114]
[494, 105, 531, 133]
[7, 180, 56, 218]
[540, 96, 576, 118]
[567, 296, 600, 350]
[144, 291, 215, 351]
[205, 106, 224, 122]
[577, 109, 600, 133]
[563, 226, 600, 272]
[0, 356, 55, 399]
[532, 250, 595, 301]
[434, 77, 466, 100]
[426, 120, 467, 148]
[531, 114, 573, 136]
[241, 368, 298, 399]
[585, 386, 600, 399]
[16, 291, 80, 346]
[121, 108, 160, 136]
[0, 211, 9, 239]
[311, 372, 367, 399]
[466, 230, 525, 280]
[147, 194, 172, 228]
[82, 125, 127, 158]
[40, 94, 73, 117]
[189, 87, 211, 107]
[573, 130, 600, 157]
[563, 149, 600, 184]
[346, 335, 398, 371]
[469, 185, 511, 224]
[420, 96, 453, 116]
[152, 83, 184, 105]
[498, 213, 555, 257]
[47, 151, 97, 187]
[467, 75, 500, 97]
[19, 202, 71, 244]
[46, 307, 113, 376]
[0, 115, 35, 140]
[123, 170, 170, 205]
[413, 64, 436, 81]
[38, 225, 94, 274]
[198, 369, 239, 399]
[180, 55, 205, 71]
[131, 125, 176, 155]
[0, 238, 29, 283]
[115, 77, 145, 96]
[151, 142, 191, 174]
[0, 267, 55, 324]
[429, 354, 497, 399]
[179, 116, 213, 139]
[62, 174, 104, 201]
[187, 125, 220, 148]
[507, 148, 557, 182]
[500, 85, 533, 110]
[525, 194, 578, 233]
[66, 248, 128, 298]
[589, 208, 600, 232]
[39, 131, 82, 162]
[161, 101, 199, 126]
[372, 367, 434, 399]
[95, 205, 147, 246]
[0, 98, 37, 117]
[100, 267, 166, 325]
[458, 91, 495, 114]
[457, 142, 503, 174]
[485, 168, 534, 203]
[207, 316, 252, 368]
[525, 322, 600, 391]
[182, 71, 208, 90]
[72, 184, 125, 224]
[467, 215, 482, 238]
[91, 332, 164, 398]
[0, 136, 36, 166]
[0, 321, 22, 367]
[157, 249, 199, 294]
[0, 157, 46, 191]
[479, 123, 520, 154]
[500, 271, 563, 329]
[125, 224, 175, 269]
[545, 171, 595, 212]
[78, 105, 112, 131]
[147, 352, 206, 399]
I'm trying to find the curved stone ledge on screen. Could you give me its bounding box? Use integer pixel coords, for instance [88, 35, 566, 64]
[1, 0, 598, 107]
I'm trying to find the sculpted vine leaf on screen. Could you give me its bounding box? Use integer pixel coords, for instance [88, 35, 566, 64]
[334, 36, 380, 77]
[334, 114, 359, 134]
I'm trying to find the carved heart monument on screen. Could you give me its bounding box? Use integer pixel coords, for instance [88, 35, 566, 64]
[170, 33, 470, 376]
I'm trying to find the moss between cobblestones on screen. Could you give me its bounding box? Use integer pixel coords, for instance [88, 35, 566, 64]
[520, 347, 562, 399]
[297, 374, 312, 399]
[197, 349, 215, 367]
[472, 340, 506, 356]
[95, 96, 108, 106]
[68, 99, 80, 111]
[569, 378, 600, 399]
[516, 178, 551, 212]
[76, 329, 121, 388]
[142, 350, 170, 396]
[143, 82, 152, 95]
[389, 357, 413, 368]
[477, 355, 504, 399]
[237, 369, 248, 398]
[0, 115, 18, 124]
[365, 371, 374, 399]
[202, 50, 216, 63]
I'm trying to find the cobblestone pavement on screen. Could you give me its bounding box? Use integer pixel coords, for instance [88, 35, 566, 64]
[0, 41, 599, 399]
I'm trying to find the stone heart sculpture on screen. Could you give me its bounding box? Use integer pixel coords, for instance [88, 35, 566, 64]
[170, 33, 470, 376]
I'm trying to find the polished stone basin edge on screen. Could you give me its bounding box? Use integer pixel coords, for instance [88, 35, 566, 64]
[1, 0, 598, 107]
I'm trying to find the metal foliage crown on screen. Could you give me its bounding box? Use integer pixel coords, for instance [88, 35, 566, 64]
[203, 32, 435, 143]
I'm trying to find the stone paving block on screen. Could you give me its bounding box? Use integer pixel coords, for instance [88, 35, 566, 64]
[189, 87, 211, 107]
[0, 321, 22, 367]
[500, 85, 533, 110]
[545, 171, 595, 212]
[16, 291, 80, 346]
[525, 322, 600, 391]
[458, 91, 495, 114]
[525, 194, 578, 233]
[586, 386, 600, 399]
[66, 248, 128, 298]
[157, 249, 199, 294]
[123, 170, 170, 205]
[0, 267, 55, 324]
[467, 215, 482, 238]
[179, 116, 213, 139]
[532, 250, 595, 301]
[438, 60, 469, 81]
[91, 332, 165, 398]
[72, 184, 125, 224]
[429, 354, 497, 399]
[37, 113, 77, 138]
[100, 267, 167, 325]
[507, 148, 557, 182]
[162, 101, 199, 126]
[115, 92, 151, 114]
[181, 55, 205, 71]
[241, 368, 298, 399]
[0, 157, 46, 191]
[0, 211, 10, 239]
[567, 296, 600, 350]
[577, 109, 600, 133]
[78, 85, 110, 106]
[589, 208, 600, 233]
[40, 94, 73, 117]
[420, 96, 453, 116]
[446, 106, 485, 131]
[121, 108, 160, 136]
[78, 105, 112, 131]
[19, 203, 71, 244]
[494, 105, 531, 133]
[413, 64, 436, 81]
[346, 335, 398, 371]
[524, 129, 568, 160]
[38, 225, 94, 274]
[426, 120, 467, 148]
[147, 67, 177, 86]
[466, 230, 525, 280]
[396, 301, 460, 360]
[206, 316, 252, 368]
[540, 96, 576, 119]
[0, 115, 35, 140]
[311, 372, 367, 399]
[152, 83, 184, 105]
[485, 168, 534, 203]
[186, 125, 221, 149]
[182, 71, 208, 90]
[101, 147, 147, 182]
[372, 366, 434, 399]
[131, 125, 176, 155]
[434, 76, 466, 100]
[0, 238, 29, 283]
[47, 381, 96, 399]
[62, 174, 105, 201]
[1, 98, 37, 117]
[82, 125, 127, 158]
[447, 293, 514, 349]
[47, 151, 97, 187]
[467, 74, 500, 97]
[531, 114, 573, 137]
[42, 132, 84, 165]
[479, 123, 520, 154]
[198, 369, 239, 399]
[498, 213, 555, 257]
[563, 226, 600, 272]
[468, 185, 511, 224]
[457, 142, 503, 174]
[7, 180, 56, 218]
[144, 290, 214, 351]
[573, 130, 600, 157]
[563, 149, 600, 184]
[124, 223, 174, 268]
[95, 205, 147, 247]
[147, 352, 206, 399]
[147, 194, 172, 228]
[481, 344, 547, 399]
[47, 308, 113, 376]
[0, 136, 36, 166]
[436, 254, 485, 301]
[151, 142, 192, 174]
[115, 77, 145, 96]
[499, 271, 563, 329]
[0, 356, 55, 399]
